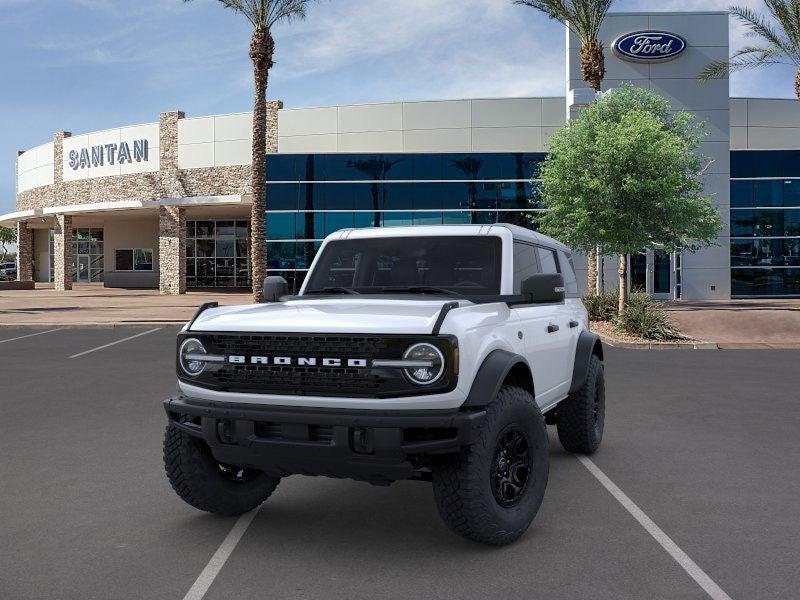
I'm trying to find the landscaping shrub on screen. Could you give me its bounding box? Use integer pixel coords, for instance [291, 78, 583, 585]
[583, 290, 619, 322]
[615, 293, 684, 341]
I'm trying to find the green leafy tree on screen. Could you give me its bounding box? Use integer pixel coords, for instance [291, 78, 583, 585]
[184, 0, 314, 301]
[699, 2, 800, 100]
[0, 226, 15, 263]
[537, 85, 722, 313]
[514, 0, 616, 294]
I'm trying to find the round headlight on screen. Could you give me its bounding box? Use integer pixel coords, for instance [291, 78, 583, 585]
[179, 337, 207, 377]
[403, 343, 445, 386]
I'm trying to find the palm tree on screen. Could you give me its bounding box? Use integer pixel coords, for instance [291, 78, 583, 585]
[515, 0, 615, 295]
[185, 0, 313, 302]
[699, 2, 800, 101]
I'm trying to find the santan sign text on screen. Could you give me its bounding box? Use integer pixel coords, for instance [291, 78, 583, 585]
[68, 139, 149, 170]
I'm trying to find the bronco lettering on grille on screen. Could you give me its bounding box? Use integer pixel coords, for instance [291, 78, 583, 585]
[228, 355, 370, 368]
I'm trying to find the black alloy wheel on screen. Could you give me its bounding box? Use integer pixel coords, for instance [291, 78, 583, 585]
[490, 425, 532, 507]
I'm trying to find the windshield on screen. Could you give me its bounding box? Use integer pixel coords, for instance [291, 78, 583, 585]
[303, 236, 502, 296]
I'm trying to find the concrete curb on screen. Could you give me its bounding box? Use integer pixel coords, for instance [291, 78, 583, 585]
[597, 333, 719, 350]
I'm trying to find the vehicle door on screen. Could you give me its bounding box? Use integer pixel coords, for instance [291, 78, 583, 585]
[510, 242, 572, 406]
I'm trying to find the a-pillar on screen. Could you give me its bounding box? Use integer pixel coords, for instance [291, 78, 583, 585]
[159, 205, 186, 295]
[15, 221, 34, 282]
[53, 214, 73, 291]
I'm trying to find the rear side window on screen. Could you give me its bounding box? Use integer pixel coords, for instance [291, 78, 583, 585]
[536, 246, 559, 274]
[513, 242, 540, 293]
[558, 250, 579, 297]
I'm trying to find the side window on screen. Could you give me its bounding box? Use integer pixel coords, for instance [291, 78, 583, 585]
[513, 242, 539, 293]
[536, 246, 560, 274]
[558, 250, 580, 297]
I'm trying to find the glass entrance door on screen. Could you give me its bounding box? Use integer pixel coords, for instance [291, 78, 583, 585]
[652, 249, 672, 298]
[77, 256, 90, 282]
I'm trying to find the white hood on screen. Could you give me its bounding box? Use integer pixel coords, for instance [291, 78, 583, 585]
[189, 297, 465, 334]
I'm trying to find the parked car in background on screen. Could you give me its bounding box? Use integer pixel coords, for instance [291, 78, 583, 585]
[0, 262, 16, 280]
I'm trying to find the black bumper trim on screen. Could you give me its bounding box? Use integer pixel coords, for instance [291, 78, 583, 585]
[164, 396, 486, 484]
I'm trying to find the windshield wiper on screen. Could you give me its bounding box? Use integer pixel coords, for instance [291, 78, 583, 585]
[380, 286, 461, 297]
[304, 287, 360, 295]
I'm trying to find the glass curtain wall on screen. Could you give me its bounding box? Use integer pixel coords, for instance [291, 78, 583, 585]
[265, 153, 546, 292]
[731, 151, 800, 297]
[186, 220, 251, 288]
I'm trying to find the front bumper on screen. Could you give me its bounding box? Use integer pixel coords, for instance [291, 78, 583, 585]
[164, 395, 486, 484]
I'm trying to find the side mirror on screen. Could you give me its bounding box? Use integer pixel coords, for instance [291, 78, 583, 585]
[262, 275, 288, 303]
[521, 273, 565, 304]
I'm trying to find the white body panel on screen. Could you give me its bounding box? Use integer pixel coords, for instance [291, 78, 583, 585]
[181, 224, 587, 412]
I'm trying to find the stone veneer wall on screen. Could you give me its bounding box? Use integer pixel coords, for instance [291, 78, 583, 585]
[53, 214, 73, 291]
[15, 222, 33, 281]
[158, 206, 186, 295]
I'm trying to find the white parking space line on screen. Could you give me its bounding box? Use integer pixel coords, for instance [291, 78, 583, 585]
[576, 455, 733, 600]
[68, 328, 162, 359]
[182, 509, 260, 600]
[0, 329, 63, 344]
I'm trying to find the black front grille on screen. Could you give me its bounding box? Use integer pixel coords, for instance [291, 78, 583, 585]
[179, 333, 457, 399]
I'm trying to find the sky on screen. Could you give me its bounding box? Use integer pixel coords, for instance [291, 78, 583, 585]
[0, 0, 797, 215]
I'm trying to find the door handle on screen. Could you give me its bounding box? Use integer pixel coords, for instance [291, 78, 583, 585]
[547, 324, 559, 333]
[569, 320, 579, 328]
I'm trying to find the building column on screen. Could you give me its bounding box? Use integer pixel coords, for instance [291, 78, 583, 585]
[53, 214, 73, 291]
[159, 205, 185, 295]
[16, 221, 33, 282]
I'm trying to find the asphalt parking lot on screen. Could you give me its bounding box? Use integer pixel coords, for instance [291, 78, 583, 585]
[1, 327, 799, 600]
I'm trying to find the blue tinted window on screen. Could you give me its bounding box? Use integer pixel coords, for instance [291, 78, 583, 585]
[267, 184, 299, 210]
[731, 239, 800, 267]
[353, 183, 379, 210]
[754, 180, 783, 207]
[730, 210, 753, 237]
[413, 183, 443, 209]
[783, 180, 800, 207]
[443, 211, 472, 224]
[413, 212, 443, 225]
[441, 183, 469, 209]
[267, 155, 299, 181]
[732, 268, 800, 296]
[730, 151, 754, 178]
[754, 151, 783, 177]
[325, 212, 355, 236]
[730, 181, 753, 208]
[324, 183, 353, 210]
[355, 212, 379, 228]
[785, 210, 800, 235]
[297, 184, 324, 211]
[266, 213, 296, 240]
[294, 212, 319, 240]
[445, 155, 484, 180]
[381, 183, 413, 210]
[382, 212, 413, 227]
[412, 154, 442, 180]
[267, 242, 296, 269]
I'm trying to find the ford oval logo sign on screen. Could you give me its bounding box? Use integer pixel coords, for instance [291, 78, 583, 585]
[613, 31, 687, 62]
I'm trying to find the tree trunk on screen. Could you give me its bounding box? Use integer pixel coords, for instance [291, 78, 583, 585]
[580, 40, 605, 93]
[587, 246, 597, 297]
[796, 67, 800, 102]
[249, 29, 275, 303]
[580, 39, 604, 296]
[618, 254, 628, 314]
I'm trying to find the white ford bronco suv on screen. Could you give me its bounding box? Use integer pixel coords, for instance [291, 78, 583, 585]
[164, 224, 605, 545]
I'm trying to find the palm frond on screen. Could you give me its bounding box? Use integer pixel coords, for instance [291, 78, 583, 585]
[730, 5, 800, 64]
[699, 46, 788, 80]
[515, 0, 616, 43]
[764, 0, 800, 46]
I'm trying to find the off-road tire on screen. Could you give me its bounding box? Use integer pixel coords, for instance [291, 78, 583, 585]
[556, 354, 605, 454]
[164, 422, 280, 516]
[432, 386, 549, 546]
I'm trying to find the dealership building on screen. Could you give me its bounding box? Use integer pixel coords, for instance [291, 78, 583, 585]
[3, 10, 800, 299]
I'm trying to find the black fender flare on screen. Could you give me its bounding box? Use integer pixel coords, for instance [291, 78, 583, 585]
[568, 330, 604, 395]
[463, 349, 533, 408]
